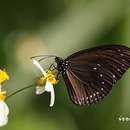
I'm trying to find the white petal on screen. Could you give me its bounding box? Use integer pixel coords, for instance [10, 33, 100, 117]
[50, 88, 55, 107]
[35, 86, 45, 95]
[0, 101, 9, 116]
[0, 101, 9, 127]
[0, 113, 8, 127]
[44, 81, 53, 92]
[44, 81, 55, 107]
[32, 59, 46, 76]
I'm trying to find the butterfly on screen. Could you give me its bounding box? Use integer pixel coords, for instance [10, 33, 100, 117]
[32, 45, 130, 106]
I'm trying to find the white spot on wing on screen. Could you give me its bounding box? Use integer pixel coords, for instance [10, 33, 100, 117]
[117, 68, 120, 71]
[86, 101, 89, 104]
[120, 53, 124, 56]
[96, 92, 99, 95]
[97, 64, 101, 67]
[100, 74, 103, 77]
[101, 81, 105, 84]
[93, 93, 96, 96]
[122, 64, 125, 67]
[90, 95, 92, 98]
[113, 75, 115, 78]
[101, 88, 104, 91]
[95, 98, 97, 101]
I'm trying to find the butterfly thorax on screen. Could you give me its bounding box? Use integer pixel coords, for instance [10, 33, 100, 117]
[55, 57, 69, 72]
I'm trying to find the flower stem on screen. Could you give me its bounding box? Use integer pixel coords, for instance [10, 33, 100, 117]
[6, 84, 35, 100]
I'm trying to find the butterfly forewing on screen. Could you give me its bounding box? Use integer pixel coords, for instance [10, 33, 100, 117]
[62, 45, 130, 105]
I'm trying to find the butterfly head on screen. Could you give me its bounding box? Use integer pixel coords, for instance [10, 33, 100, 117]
[55, 57, 63, 63]
[55, 57, 70, 72]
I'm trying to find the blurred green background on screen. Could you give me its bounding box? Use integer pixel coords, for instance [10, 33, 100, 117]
[0, 0, 130, 130]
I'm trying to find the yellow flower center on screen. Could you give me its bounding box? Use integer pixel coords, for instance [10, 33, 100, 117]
[36, 76, 46, 86]
[0, 69, 9, 100]
[46, 70, 58, 84]
[0, 92, 6, 101]
[36, 70, 58, 86]
[0, 69, 9, 84]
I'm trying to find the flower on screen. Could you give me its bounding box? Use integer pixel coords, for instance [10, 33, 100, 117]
[0, 69, 9, 84]
[0, 69, 9, 127]
[0, 100, 9, 127]
[32, 59, 58, 107]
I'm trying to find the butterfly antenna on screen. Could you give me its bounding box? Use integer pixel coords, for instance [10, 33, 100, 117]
[30, 55, 57, 62]
[31, 55, 56, 59]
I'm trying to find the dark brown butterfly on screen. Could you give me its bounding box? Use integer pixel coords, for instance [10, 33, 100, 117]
[54, 45, 130, 105]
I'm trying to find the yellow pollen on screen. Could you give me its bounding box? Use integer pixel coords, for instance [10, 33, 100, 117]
[36, 76, 46, 86]
[0, 92, 6, 101]
[0, 69, 9, 84]
[36, 70, 58, 86]
[46, 70, 58, 84]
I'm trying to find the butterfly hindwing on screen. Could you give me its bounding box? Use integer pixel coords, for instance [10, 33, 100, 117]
[62, 45, 130, 105]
